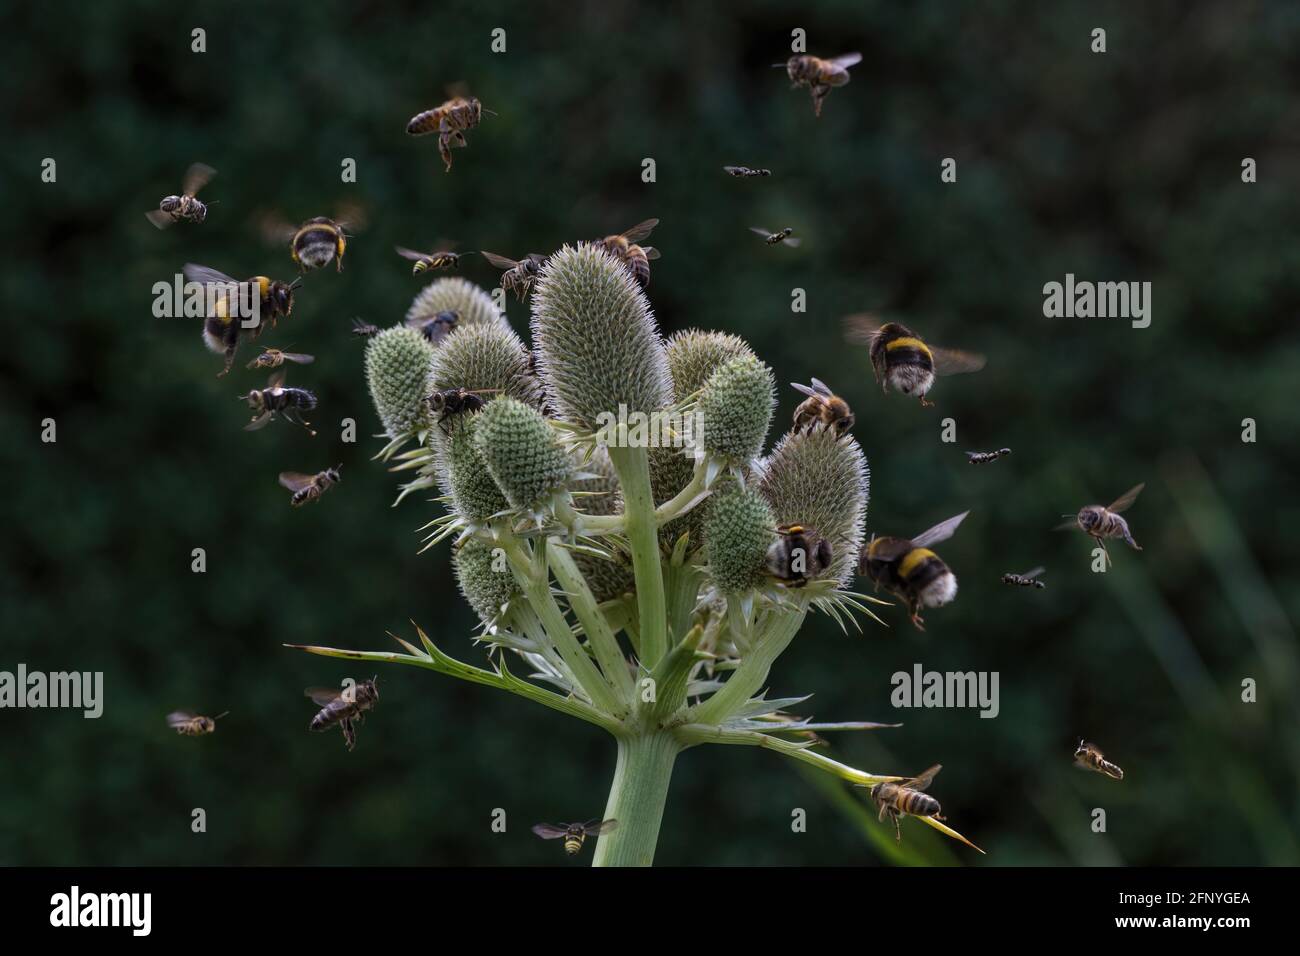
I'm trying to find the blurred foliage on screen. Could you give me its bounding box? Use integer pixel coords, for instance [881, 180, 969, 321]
[1, 0, 1297, 866]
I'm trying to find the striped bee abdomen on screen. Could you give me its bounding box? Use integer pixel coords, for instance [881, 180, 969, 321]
[897, 790, 941, 817]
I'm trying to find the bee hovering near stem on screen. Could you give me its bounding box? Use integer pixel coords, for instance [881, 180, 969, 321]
[867, 764, 946, 844]
[481, 251, 547, 301]
[790, 378, 855, 436]
[844, 316, 986, 408]
[1056, 483, 1145, 567]
[592, 219, 661, 287]
[1001, 567, 1046, 589]
[766, 524, 833, 587]
[774, 52, 861, 117]
[241, 369, 318, 436]
[183, 263, 299, 377]
[966, 448, 1011, 465]
[351, 318, 381, 339]
[246, 346, 315, 371]
[306, 679, 379, 752]
[723, 165, 771, 178]
[1074, 739, 1124, 780]
[405, 94, 494, 172]
[859, 511, 969, 631]
[427, 387, 500, 434]
[394, 244, 475, 275]
[146, 162, 216, 228]
[166, 710, 228, 736]
[406, 310, 459, 345]
[531, 819, 619, 856]
[280, 465, 342, 507]
[750, 226, 800, 247]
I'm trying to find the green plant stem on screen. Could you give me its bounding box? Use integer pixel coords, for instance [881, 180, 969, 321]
[548, 542, 635, 700]
[690, 605, 807, 724]
[591, 732, 681, 867]
[607, 445, 667, 667]
[578, 458, 711, 533]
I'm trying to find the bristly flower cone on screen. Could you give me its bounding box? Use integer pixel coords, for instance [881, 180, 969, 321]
[444, 414, 509, 525]
[365, 326, 436, 438]
[471, 397, 573, 512]
[696, 355, 775, 466]
[453, 537, 519, 626]
[428, 322, 542, 408]
[704, 482, 777, 594]
[407, 276, 511, 335]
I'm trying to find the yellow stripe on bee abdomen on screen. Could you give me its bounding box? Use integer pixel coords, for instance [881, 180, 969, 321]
[899, 548, 937, 578]
[885, 336, 933, 359]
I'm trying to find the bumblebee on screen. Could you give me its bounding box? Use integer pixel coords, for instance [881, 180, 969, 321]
[859, 511, 969, 630]
[280, 465, 341, 507]
[241, 369, 318, 436]
[531, 819, 618, 856]
[147, 162, 216, 229]
[1074, 740, 1124, 780]
[166, 710, 228, 736]
[289, 216, 348, 272]
[1057, 483, 1144, 567]
[427, 387, 499, 434]
[351, 318, 381, 339]
[790, 378, 855, 436]
[868, 764, 945, 844]
[183, 263, 299, 377]
[723, 165, 771, 178]
[406, 95, 491, 172]
[592, 219, 660, 287]
[766, 523, 833, 587]
[1001, 567, 1046, 589]
[966, 448, 1011, 465]
[395, 244, 475, 275]
[482, 251, 547, 300]
[844, 317, 986, 407]
[775, 52, 862, 117]
[407, 309, 459, 345]
[307, 678, 379, 752]
[246, 347, 314, 371]
[750, 226, 800, 246]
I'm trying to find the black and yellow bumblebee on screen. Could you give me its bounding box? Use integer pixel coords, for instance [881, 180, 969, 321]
[858, 511, 969, 630]
[531, 819, 618, 856]
[843, 317, 985, 408]
[289, 216, 348, 272]
[867, 764, 945, 844]
[183, 263, 300, 377]
[766, 523, 833, 587]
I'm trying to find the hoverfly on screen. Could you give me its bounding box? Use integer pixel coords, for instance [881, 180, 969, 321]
[395, 244, 476, 275]
[166, 710, 228, 736]
[750, 226, 799, 246]
[147, 162, 217, 228]
[531, 819, 619, 856]
[246, 346, 315, 371]
[1001, 567, 1046, 589]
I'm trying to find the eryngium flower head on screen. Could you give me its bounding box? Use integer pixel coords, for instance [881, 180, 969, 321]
[444, 414, 508, 524]
[428, 322, 541, 406]
[453, 537, 519, 626]
[757, 429, 869, 585]
[697, 355, 775, 466]
[407, 276, 510, 335]
[665, 329, 757, 400]
[704, 483, 777, 594]
[472, 398, 573, 512]
[365, 326, 436, 438]
[531, 243, 671, 430]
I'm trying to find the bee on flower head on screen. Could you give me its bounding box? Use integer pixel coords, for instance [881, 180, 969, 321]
[844, 316, 985, 408]
[790, 378, 854, 436]
[774, 52, 861, 117]
[427, 387, 500, 434]
[766, 523, 833, 587]
[406, 309, 459, 346]
[859, 511, 969, 630]
[591, 219, 660, 287]
[146, 162, 216, 228]
[481, 251, 548, 301]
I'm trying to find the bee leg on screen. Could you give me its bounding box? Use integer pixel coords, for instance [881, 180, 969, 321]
[891, 810, 902, 844]
[217, 347, 237, 378]
[919, 396, 935, 408]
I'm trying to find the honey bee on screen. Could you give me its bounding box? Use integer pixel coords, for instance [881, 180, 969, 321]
[844, 317, 986, 408]
[183, 264, 300, 377]
[407, 309, 459, 345]
[858, 511, 969, 630]
[279, 465, 342, 507]
[241, 369, 318, 436]
[766, 523, 833, 587]
[531, 819, 618, 856]
[147, 162, 216, 228]
[966, 448, 1011, 465]
[246, 346, 315, 371]
[166, 710, 228, 736]
[405, 95, 492, 172]
[723, 165, 771, 178]
[394, 245, 475, 275]
[750, 226, 800, 246]
[790, 378, 855, 436]
[351, 318, 381, 339]
[592, 219, 661, 287]
[775, 52, 862, 117]
[1074, 739, 1124, 780]
[1056, 483, 1145, 567]
[307, 678, 379, 752]
[427, 387, 499, 434]
[868, 764, 946, 843]
[1001, 567, 1046, 589]
[481, 251, 547, 300]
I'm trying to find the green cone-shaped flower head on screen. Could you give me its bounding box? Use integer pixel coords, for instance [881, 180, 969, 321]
[530, 243, 672, 430]
[365, 326, 436, 438]
[407, 276, 510, 336]
[697, 355, 775, 466]
[704, 483, 778, 594]
[453, 537, 519, 626]
[472, 398, 573, 512]
[665, 329, 757, 401]
[444, 414, 508, 524]
[428, 321, 541, 406]
[757, 428, 869, 585]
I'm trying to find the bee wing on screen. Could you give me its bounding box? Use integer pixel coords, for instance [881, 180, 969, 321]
[279, 472, 317, 492]
[1020, 566, 1046, 580]
[258, 212, 298, 246]
[782, 236, 802, 247]
[166, 711, 197, 727]
[643, 246, 661, 260]
[619, 218, 659, 244]
[723, 165, 744, 174]
[589, 818, 619, 835]
[146, 209, 175, 230]
[182, 263, 240, 287]
[244, 412, 273, 432]
[394, 245, 430, 262]
[1106, 483, 1145, 515]
[830, 52, 863, 69]
[481, 251, 520, 270]
[267, 369, 286, 389]
[808, 377, 834, 397]
[1053, 518, 1079, 532]
[904, 764, 942, 791]
[531, 824, 569, 840]
[789, 381, 818, 398]
[525, 253, 549, 264]
[910, 510, 970, 548]
[931, 348, 987, 376]
[280, 352, 315, 365]
[421, 320, 455, 346]
[749, 226, 773, 237]
[182, 162, 216, 196]
[864, 537, 912, 562]
[304, 687, 343, 707]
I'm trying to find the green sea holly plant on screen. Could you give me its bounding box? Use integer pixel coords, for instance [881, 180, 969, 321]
[289, 250, 983, 864]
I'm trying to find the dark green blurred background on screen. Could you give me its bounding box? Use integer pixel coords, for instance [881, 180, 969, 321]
[2, 0, 1297, 866]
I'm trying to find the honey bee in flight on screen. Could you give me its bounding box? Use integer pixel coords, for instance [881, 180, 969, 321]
[307, 678, 379, 752]
[1074, 740, 1124, 780]
[966, 448, 1011, 465]
[844, 316, 986, 407]
[592, 219, 660, 287]
[280, 465, 342, 507]
[775, 52, 862, 117]
[531, 819, 618, 856]
[407, 310, 459, 345]
[166, 710, 228, 736]
[859, 511, 969, 630]
[790, 378, 855, 436]
[481, 251, 547, 300]
[351, 318, 381, 339]
[723, 165, 771, 178]
[1056, 483, 1145, 567]
[1001, 567, 1046, 589]
[147, 162, 216, 228]
[241, 369, 318, 436]
[750, 226, 800, 246]
[394, 245, 475, 275]
[427, 387, 499, 434]
[406, 94, 493, 172]
[868, 764, 946, 844]
[246, 346, 315, 371]
[766, 524, 833, 587]
[183, 263, 300, 377]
